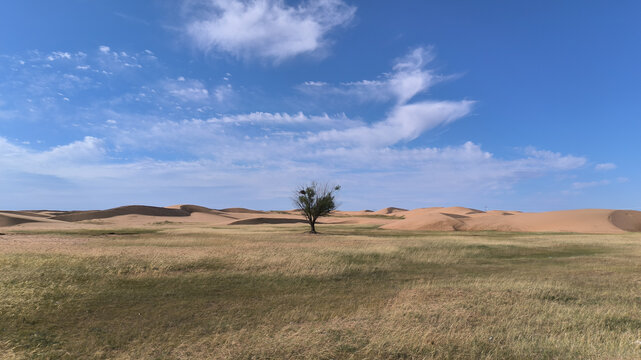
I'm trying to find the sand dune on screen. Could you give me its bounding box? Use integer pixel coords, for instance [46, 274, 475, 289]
[374, 207, 408, 215]
[609, 210, 641, 232]
[0, 204, 639, 233]
[166, 204, 214, 213]
[230, 218, 308, 225]
[167, 204, 237, 218]
[382, 207, 641, 233]
[333, 210, 378, 216]
[0, 213, 45, 227]
[485, 210, 520, 216]
[381, 208, 466, 231]
[52, 205, 191, 222]
[1, 210, 54, 219]
[220, 208, 265, 214]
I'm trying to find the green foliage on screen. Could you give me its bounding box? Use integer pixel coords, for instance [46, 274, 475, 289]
[293, 181, 340, 233]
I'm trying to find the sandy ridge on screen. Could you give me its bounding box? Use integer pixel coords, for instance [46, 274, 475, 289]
[0, 205, 639, 234]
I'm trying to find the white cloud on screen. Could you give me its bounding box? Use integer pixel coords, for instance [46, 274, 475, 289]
[0, 46, 597, 210]
[389, 47, 435, 104]
[0, 136, 105, 179]
[213, 84, 234, 102]
[299, 47, 438, 105]
[0, 134, 588, 210]
[47, 51, 72, 61]
[572, 180, 611, 189]
[95, 46, 147, 71]
[207, 111, 339, 124]
[160, 77, 236, 103]
[304, 81, 327, 86]
[164, 78, 210, 102]
[302, 47, 473, 146]
[300, 46, 443, 106]
[185, 0, 356, 62]
[595, 162, 616, 171]
[523, 148, 587, 171]
[309, 100, 473, 147]
[39, 137, 104, 162]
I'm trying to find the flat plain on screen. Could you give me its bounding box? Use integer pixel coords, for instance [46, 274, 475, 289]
[2, 221, 641, 359]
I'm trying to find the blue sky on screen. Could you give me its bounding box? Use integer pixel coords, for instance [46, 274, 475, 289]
[0, 0, 639, 211]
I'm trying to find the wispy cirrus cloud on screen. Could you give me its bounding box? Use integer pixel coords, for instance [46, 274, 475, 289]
[164, 77, 210, 102]
[184, 0, 356, 62]
[0, 45, 593, 210]
[595, 162, 616, 171]
[308, 100, 474, 147]
[0, 47, 235, 126]
[0, 136, 106, 179]
[304, 47, 473, 147]
[299, 46, 446, 104]
[572, 179, 611, 190]
[0, 132, 587, 210]
[206, 111, 351, 125]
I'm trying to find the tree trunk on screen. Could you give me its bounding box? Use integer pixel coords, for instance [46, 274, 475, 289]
[309, 221, 316, 234]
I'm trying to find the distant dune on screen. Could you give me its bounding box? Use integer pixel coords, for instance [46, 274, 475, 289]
[229, 218, 307, 225]
[52, 205, 190, 222]
[219, 208, 266, 214]
[373, 207, 408, 215]
[609, 210, 641, 232]
[0, 213, 42, 227]
[0, 205, 639, 234]
[166, 204, 215, 213]
[381, 207, 641, 233]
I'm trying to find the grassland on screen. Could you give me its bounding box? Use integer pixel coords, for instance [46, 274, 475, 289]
[1, 224, 641, 359]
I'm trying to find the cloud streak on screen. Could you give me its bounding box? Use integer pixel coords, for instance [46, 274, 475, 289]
[0, 45, 593, 210]
[299, 46, 444, 104]
[308, 100, 473, 147]
[0, 134, 586, 210]
[305, 47, 473, 147]
[595, 163, 616, 171]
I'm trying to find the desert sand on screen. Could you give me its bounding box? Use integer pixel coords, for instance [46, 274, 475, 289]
[0, 204, 639, 233]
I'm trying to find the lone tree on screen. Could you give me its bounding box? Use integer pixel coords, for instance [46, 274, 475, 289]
[293, 182, 340, 234]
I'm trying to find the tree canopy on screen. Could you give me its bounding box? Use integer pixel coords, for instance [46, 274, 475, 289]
[293, 182, 340, 233]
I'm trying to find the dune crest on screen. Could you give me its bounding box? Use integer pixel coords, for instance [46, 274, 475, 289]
[220, 208, 265, 214]
[52, 205, 190, 222]
[230, 218, 307, 225]
[374, 207, 408, 215]
[382, 208, 641, 233]
[0, 213, 45, 227]
[0, 204, 639, 233]
[609, 210, 641, 232]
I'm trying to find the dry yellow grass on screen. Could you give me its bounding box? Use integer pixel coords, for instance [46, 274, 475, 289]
[1, 224, 641, 359]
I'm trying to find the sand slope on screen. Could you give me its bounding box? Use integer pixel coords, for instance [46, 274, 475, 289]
[374, 207, 408, 215]
[381, 207, 641, 233]
[0, 213, 46, 227]
[1, 204, 640, 233]
[609, 210, 641, 232]
[230, 218, 308, 225]
[220, 208, 265, 214]
[52, 205, 190, 222]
